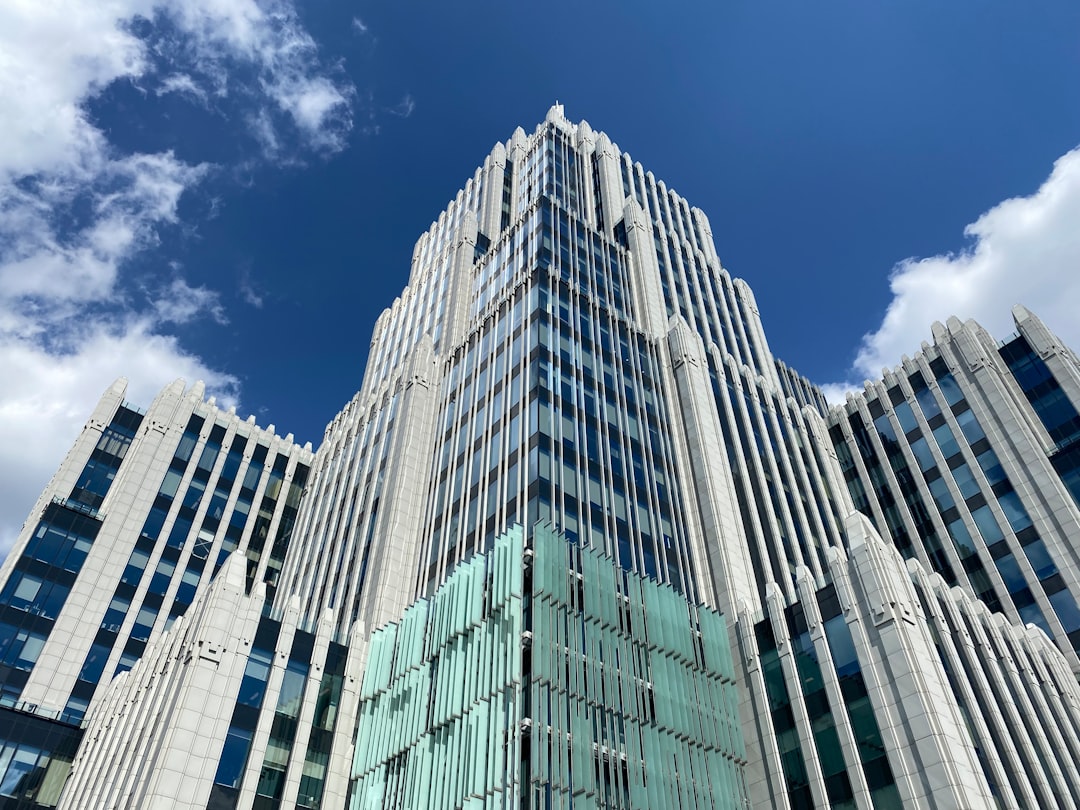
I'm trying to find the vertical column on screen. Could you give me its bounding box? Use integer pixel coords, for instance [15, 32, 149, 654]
[732, 278, 782, 392]
[576, 119, 598, 230]
[831, 513, 996, 808]
[667, 318, 760, 617]
[623, 198, 667, 341]
[356, 335, 442, 631]
[443, 211, 479, 350]
[479, 142, 507, 241]
[593, 132, 624, 235]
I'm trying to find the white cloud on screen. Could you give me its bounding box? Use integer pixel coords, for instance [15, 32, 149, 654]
[352, 16, 369, 34]
[152, 278, 229, 324]
[239, 267, 265, 308]
[156, 73, 209, 104]
[0, 320, 239, 563]
[160, 0, 354, 153]
[269, 75, 353, 151]
[390, 93, 416, 118]
[0, 0, 356, 563]
[825, 145, 1080, 400]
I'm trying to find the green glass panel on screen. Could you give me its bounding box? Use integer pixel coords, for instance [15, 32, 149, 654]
[350, 524, 746, 809]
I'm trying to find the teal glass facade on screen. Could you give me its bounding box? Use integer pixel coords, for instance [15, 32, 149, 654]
[350, 524, 747, 809]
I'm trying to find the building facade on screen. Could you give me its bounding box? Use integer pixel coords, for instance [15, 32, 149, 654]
[3, 107, 1080, 809]
[828, 306, 1080, 674]
[0, 378, 314, 808]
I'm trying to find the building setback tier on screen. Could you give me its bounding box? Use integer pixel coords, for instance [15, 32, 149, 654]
[2, 105, 1080, 809]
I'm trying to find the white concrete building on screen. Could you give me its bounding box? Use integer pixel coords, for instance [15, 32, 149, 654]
[3, 107, 1080, 810]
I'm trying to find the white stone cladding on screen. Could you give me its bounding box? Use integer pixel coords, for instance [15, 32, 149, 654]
[1, 377, 313, 724]
[56, 555, 363, 810]
[9, 107, 1080, 810]
[830, 307, 1080, 674]
[59, 556, 263, 809]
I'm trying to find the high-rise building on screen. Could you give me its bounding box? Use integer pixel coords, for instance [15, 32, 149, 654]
[828, 306, 1080, 676]
[2, 105, 1080, 810]
[0, 379, 315, 809]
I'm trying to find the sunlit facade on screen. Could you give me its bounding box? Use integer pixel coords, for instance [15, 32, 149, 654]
[3, 106, 1080, 809]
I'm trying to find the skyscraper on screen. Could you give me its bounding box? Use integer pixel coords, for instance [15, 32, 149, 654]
[829, 306, 1080, 675]
[2, 105, 1080, 810]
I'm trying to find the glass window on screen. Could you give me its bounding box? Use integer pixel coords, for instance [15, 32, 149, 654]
[936, 373, 965, 406]
[0, 624, 47, 671]
[122, 549, 151, 586]
[915, 386, 941, 420]
[873, 414, 896, 444]
[970, 506, 1004, 544]
[954, 409, 985, 443]
[131, 606, 157, 641]
[1048, 589, 1080, 633]
[931, 423, 960, 459]
[909, 437, 936, 472]
[214, 726, 253, 789]
[174, 433, 198, 464]
[149, 559, 177, 595]
[976, 449, 1006, 486]
[237, 648, 274, 708]
[176, 568, 201, 604]
[79, 642, 111, 683]
[951, 464, 981, 499]
[894, 401, 918, 434]
[946, 518, 976, 557]
[101, 596, 130, 632]
[927, 477, 954, 511]
[994, 554, 1027, 592]
[998, 491, 1033, 532]
[0, 746, 42, 798]
[276, 661, 309, 718]
[9, 574, 42, 606]
[1021, 538, 1058, 579]
[159, 469, 183, 499]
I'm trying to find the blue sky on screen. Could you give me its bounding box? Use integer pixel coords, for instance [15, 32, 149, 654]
[2, 0, 1079, 557]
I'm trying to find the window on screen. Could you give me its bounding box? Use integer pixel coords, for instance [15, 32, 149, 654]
[131, 606, 157, 641]
[927, 477, 954, 511]
[936, 372, 965, 406]
[951, 464, 981, 500]
[931, 423, 960, 460]
[214, 726, 253, 789]
[955, 409, 985, 443]
[976, 450, 1006, 487]
[909, 437, 936, 472]
[0, 623, 47, 670]
[78, 642, 111, 683]
[970, 506, 1004, 544]
[894, 401, 918, 434]
[998, 491, 1033, 532]
[101, 596, 130, 632]
[0, 746, 43, 799]
[237, 648, 274, 708]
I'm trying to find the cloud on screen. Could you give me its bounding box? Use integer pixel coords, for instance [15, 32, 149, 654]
[156, 73, 209, 104]
[0, 0, 356, 563]
[239, 267, 265, 308]
[152, 278, 229, 324]
[390, 93, 416, 118]
[352, 16, 369, 34]
[0, 320, 240, 564]
[159, 0, 354, 154]
[825, 145, 1080, 400]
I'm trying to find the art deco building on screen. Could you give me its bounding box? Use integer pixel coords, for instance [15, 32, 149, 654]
[828, 306, 1080, 674]
[2, 106, 1080, 810]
